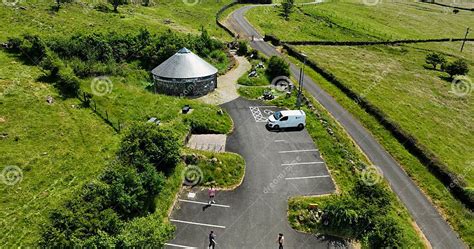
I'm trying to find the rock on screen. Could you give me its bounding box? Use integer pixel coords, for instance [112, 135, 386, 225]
[0, 133, 8, 139]
[46, 95, 54, 104]
[210, 157, 218, 164]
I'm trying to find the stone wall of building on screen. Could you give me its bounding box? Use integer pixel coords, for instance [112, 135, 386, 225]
[153, 75, 217, 97]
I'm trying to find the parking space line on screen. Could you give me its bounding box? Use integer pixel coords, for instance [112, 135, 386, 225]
[278, 149, 318, 153]
[170, 219, 226, 229]
[164, 243, 197, 249]
[285, 175, 330, 180]
[178, 199, 230, 208]
[281, 161, 324, 166]
[274, 140, 286, 142]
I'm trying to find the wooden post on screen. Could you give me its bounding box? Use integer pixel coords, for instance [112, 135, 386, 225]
[460, 27, 470, 52]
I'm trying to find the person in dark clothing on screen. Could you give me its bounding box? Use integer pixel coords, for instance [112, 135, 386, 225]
[277, 233, 284, 249]
[209, 231, 216, 249]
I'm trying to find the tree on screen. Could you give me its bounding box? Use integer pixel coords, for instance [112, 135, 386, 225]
[425, 52, 446, 70]
[445, 59, 469, 78]
[237, 41, 248, 56]
[281, 0, 295, 20]
[108, 0, 127, 12]
[118, 123, 182, 174]
[266, 56, 290, 79]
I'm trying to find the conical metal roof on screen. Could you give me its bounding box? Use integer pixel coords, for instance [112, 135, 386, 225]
[151, 48, 218, 79]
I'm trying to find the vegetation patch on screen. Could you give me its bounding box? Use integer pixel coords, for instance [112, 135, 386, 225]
[287, 55, 474, 246]
[246, 1, 474, 42]
[183, 150, 245, 188]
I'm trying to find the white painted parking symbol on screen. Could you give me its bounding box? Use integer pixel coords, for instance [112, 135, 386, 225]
[249, 106, 267, 122]
[249, 106, 276, 122]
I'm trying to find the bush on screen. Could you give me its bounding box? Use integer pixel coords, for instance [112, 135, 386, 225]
[266, 56, 290, 79]
[100, 162, 165, 219]
[445, 59, 469, 78]
[118, 123, 182, 174]
[367, 216, 403, 248]
[425, 52, 446, 70]
[56, 66, 80, 97]
[116, 214, 175, 247]
[237, 40, 248, 56]
[19, 34, 48, 63]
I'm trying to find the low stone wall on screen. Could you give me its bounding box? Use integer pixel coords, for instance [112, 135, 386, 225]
[154, 75, 217, 97]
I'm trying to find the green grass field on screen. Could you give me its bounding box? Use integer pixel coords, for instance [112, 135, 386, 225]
[296, 42, 474, 186]
[0, 0, 233, 41]
[0, 52, 119, 246]
[246, 0, 474, 41]
[0, 0, 236, 246]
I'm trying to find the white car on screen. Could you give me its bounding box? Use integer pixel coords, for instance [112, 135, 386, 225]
[266, 110, 306, 130]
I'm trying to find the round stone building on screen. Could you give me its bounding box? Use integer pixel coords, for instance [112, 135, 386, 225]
[151, 47, 218, 96]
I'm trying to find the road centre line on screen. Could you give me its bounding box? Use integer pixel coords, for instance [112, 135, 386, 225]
[178, 199, 230, 208]
[170, 219, 226, 229]
[285, 175, 330, 180]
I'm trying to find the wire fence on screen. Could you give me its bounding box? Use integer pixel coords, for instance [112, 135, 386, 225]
[77, 89, 122, 133]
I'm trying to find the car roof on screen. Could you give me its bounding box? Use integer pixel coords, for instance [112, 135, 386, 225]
[279, 110, 305, 116]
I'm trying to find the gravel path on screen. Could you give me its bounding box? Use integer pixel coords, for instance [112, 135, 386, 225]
[196, 53, 251, 105]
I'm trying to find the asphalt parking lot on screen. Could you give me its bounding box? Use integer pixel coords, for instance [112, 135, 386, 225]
[165, 98, 339, 249]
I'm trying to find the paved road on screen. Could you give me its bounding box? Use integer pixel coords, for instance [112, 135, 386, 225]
[166, 98, 341, 249]
[225, 5, 467, 249]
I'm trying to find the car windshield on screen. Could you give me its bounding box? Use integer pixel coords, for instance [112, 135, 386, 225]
[273, 111, 282, 120]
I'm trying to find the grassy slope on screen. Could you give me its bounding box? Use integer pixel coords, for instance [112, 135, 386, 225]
[287, 56, 474, 246]
[297, 43, 474, 186]
[246, 1, 474, 42]
[0, 0, 233, 41]
[0, 0, 235, 246]
[0, 52, 119, 246]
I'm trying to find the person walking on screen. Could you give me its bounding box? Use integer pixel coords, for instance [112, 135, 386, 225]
[277, 233, 284, 249]
[208, 186, 216, 205]
[209, 231, 216, 249]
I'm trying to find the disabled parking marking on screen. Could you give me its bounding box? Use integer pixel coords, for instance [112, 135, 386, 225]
[249, 106, 277, 123]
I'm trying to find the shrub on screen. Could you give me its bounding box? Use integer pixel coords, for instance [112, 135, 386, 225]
[56, 66, 80, 97]
[445, 59, 469, 78]
[237, 40, 248, 56]
[118, 123, 182, 174]
[367, 216, 403, 248]
[280, 0, 295, 20]
[266, 56, 290, 79]
[19, 34, 48, 64]
[108, 0, 128, 12]
[116, 214, 175, 247]
[100, 162, 165, 219]
[425, 52, 446, 69]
